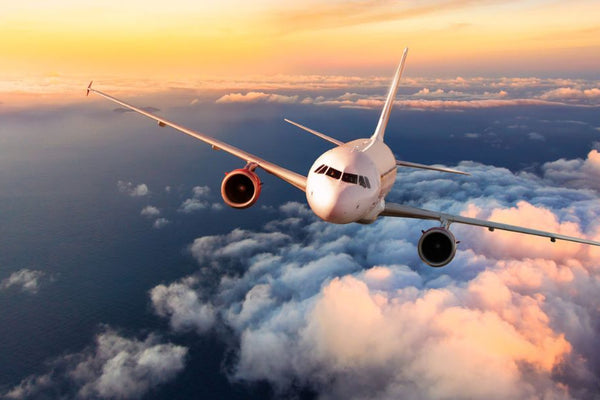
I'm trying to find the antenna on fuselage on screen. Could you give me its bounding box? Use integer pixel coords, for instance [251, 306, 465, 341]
[369, 47, 408, 144]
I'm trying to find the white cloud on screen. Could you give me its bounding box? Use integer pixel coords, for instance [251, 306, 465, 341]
[216, 91, 299, 104]
[179, 198, 208, 213]
[153, 218, 170, 229]
[5, 329, 187, 399]
[150, 276, 216, 333]
[542, 149, 600, 192]
[540, 87, 600, 100]
[140, 205, 160, 218]
[1, 269, 46, 294]
[192, 185, 210, 198]
[178, 185, 221, 214]
[149, 150, 600, 399]
[117, 181, 149, 197]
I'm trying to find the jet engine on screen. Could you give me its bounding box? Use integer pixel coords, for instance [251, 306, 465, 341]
[221, 168, 262, 209]
[418, 227, 457, 267]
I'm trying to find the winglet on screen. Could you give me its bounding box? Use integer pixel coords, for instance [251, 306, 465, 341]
[370, 47, 408, 143]
[86, 81, 93, 96]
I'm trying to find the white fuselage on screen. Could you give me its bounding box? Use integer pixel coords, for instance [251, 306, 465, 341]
[306, 139, 397, 224]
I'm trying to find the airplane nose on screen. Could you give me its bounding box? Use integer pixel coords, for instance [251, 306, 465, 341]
[308, 183, 357, 224]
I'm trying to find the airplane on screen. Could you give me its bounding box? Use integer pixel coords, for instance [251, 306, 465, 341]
[86, 48, 600, 267]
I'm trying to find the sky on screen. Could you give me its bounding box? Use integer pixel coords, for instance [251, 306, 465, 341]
[1, 1, 600, 400]
[2, 0, 600, 81]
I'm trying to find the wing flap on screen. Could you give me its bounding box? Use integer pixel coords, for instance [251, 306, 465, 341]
[381, 202, 600, 246]
[87, 85, 307, 191]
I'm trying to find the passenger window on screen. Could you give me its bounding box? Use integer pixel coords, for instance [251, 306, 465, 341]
[325, 167, 341, 180]
[314, 164, 327, 174]
[342, 172, 358, 184]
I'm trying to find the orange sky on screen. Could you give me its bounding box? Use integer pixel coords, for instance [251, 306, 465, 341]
[0, 0, 600, 103]
[1, 0, 599, 82]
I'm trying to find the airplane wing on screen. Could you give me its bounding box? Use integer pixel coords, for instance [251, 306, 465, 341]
[284, 119, 343, 146]
[380, 202, 600, 246]
[396, 160, 469, 175]
[86, 82, 307, 191]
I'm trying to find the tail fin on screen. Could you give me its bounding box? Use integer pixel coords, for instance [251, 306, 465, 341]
[370, 48, 408, 143]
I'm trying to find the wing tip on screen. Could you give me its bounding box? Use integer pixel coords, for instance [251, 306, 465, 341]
[86, 81, 93, 96]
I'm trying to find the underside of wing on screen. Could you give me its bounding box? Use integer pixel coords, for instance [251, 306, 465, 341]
[87, 84, 307, 191]
[380, 202, 600, 246]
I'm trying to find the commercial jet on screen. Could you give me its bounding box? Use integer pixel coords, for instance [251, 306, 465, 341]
[86, 48, 600, 267]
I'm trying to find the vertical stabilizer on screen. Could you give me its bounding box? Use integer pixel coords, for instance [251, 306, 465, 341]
[370, 48, 408, 143]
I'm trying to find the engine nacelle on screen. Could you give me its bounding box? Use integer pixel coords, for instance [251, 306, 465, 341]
[418, 227, 457, 267]
[221, 168, 262, 209]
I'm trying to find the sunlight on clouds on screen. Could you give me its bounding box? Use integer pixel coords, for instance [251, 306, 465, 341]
[140, 148, 600, 399]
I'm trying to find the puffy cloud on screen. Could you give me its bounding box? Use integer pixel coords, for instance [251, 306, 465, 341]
[216, 92, 299, 104]
[179, 198, 208, 213]
[178, 185, 219, 214]
[1, 269, 46, 294]
[117, 181, 149, 197]
[150, 276, 216, 333]
[149, 149, 600, 399]
[540, 87, 600, 101]
[140, 205, 160, 218]
[192, 185, 210, 197]
[153, 218, 170, 229]
[5, 329, 187, 399]
[542, 149, 600, 191]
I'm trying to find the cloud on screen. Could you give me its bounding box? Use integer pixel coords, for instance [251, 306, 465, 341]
[216, 91, 299, 104]
[5, 329, 187, 399]
[214, 89, 583, 110]
[153, 218, 170, 229]
[148, 150, 600, 399]
[528, 132, 545, 141]
[269, 0, 507, 34]
[150, 276, 216, 333]
[178, 185, 221, 214]
[117, 181, 149, 197]
[542, 149, 600, 192]
[140, 205, 160, 218]
[1, 269, 47, 294]
[540, 87, 600, 101]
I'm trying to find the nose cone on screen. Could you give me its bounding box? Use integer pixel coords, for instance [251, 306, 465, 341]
[307, 182, 358, 224]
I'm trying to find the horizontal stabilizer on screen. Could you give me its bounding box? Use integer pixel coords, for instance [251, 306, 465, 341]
[284, 119, 343, 146]
[396, 160, 469, 175]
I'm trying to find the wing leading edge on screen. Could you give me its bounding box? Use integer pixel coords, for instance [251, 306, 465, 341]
[381, 202, 600, 246]
[86, 83, 307, 191]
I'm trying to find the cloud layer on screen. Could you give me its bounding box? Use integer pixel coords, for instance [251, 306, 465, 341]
[148, 151, 600, 399]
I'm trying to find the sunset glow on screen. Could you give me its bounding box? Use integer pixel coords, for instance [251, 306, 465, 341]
[2, 0, 599, 81]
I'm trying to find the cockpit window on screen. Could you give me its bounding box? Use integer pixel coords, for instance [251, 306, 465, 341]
[358, 176, 371, 189]
[342, 172, 358, 184]
[314, 164, 327, 174]
[317, 165, 370, 188]
[325, 167, 342, 179]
